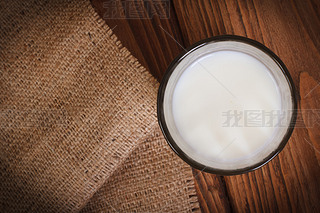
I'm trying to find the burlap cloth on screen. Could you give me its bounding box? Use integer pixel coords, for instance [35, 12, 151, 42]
[0, 0, 199, 212]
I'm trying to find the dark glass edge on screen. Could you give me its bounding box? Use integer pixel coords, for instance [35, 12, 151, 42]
[157, 35, 298, 176]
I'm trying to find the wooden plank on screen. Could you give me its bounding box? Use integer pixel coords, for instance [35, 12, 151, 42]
[172, 0, 320, 212]
[193, 169, 232, 212]
[300, 72, 320, 164]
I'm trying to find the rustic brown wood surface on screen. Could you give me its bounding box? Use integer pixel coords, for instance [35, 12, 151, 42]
[91, 0, 320, 212]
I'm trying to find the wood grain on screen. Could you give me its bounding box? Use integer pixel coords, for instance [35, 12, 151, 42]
[300, 72, 320, 164]
[193, 170, 232, 212]
[91, 0, 320, 212]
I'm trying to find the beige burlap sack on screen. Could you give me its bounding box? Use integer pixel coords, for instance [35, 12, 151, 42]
[0, 0, 199, 212]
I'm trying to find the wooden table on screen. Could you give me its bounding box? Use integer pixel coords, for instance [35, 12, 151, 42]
[91, 0, 320, 212]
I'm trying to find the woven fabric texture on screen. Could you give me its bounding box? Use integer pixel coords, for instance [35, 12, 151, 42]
[81, 125, 199, 213]
[0, 0, 199, 212]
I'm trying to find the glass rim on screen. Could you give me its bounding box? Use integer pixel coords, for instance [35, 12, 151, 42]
[157, 35, 298, 176]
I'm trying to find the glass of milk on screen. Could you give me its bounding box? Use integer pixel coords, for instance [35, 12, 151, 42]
[157, 35, 297, 175]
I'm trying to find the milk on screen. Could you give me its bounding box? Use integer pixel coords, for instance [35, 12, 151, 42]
[172, 50, 282, 162]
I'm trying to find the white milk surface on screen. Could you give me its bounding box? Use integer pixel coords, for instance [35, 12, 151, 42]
[172, 50, 281, 162]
